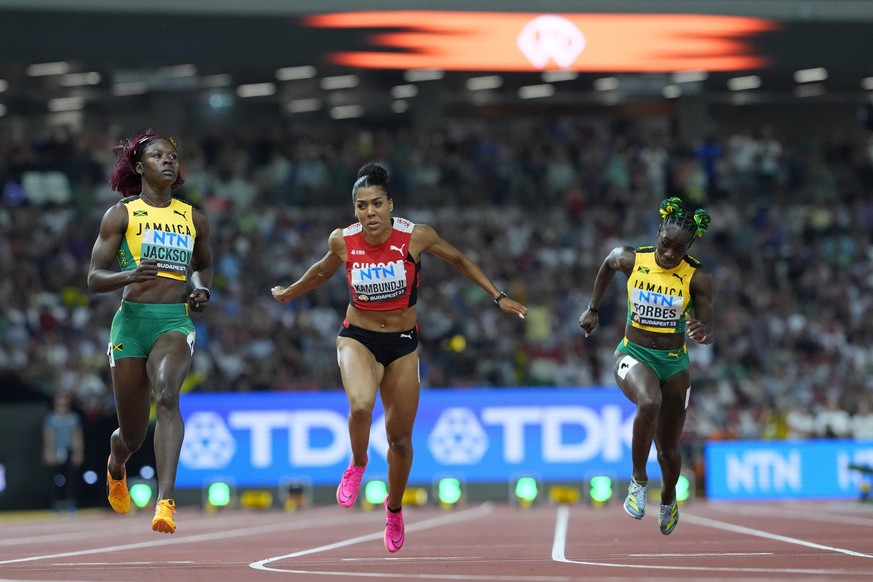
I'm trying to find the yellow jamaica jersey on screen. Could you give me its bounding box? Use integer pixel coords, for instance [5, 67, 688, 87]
[626, 246, 700, 334]
[115, 196, 197, 282]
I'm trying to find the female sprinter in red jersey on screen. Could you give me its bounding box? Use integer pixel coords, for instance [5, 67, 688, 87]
[271, 162, 527, 552]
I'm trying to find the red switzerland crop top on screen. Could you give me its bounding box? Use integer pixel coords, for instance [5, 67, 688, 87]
[343, 217, 420, 311]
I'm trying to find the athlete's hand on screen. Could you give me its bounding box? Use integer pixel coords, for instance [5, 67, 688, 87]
[271, 285, 291, 302]
[497, 297, 527, 320]
[127, 259, 160, 284]
[188, 288, 210, 312]
[685, 312, 711, 344]
[579, 308, 598, 337]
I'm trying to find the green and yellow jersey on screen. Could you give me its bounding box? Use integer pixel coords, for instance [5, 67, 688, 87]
[626, 246, 700, 334]
[115, 196, 197, 282]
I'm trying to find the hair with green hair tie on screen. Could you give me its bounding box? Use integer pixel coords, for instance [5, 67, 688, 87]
[658, 196, 711, 239]
[659, 196, 684, 220]
[693, 209, 711, 238]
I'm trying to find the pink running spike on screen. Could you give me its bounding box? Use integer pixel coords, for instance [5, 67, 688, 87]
[383, 497, 405, 553]
[336, 458, 367, 508]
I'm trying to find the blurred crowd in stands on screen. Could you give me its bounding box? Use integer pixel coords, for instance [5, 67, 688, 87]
[2, 115, 873, 452]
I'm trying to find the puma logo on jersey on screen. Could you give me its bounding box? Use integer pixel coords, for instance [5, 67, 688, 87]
[174, 209, 187, 219]
[672, 273, 686, 283]
[390, 244, 406, 256]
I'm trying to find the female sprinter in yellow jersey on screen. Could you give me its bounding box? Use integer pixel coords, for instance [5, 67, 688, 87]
[87, 132, 213, 534]
[579, 197, 713, 536]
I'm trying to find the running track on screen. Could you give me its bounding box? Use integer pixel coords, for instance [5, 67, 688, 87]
[1, 500, 872, 581]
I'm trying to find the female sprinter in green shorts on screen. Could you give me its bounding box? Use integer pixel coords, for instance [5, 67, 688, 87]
[87, 132, 213, 534]
[578, 197, 713, 536]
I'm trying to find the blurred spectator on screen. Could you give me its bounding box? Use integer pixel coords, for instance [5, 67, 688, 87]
[785, 403, 816, 440]
[42, 390, 84, 512]
[1, 115, 872, 460]
[813, 395, 852, 438]
[852, 399, 873, 440]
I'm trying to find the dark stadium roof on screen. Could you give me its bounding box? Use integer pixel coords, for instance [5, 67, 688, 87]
[1, 1, 872, 122]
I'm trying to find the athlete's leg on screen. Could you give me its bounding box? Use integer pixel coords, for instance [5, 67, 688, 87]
[108, 358, 152, 479]
[654, 371, 690, 505]
[336, 336, 382, 466]
[378, 351, 420, 510]
[614, 350, 662, 484]
[148, 332, 194, 502]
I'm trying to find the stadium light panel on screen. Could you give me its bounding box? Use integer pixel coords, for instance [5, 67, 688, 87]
[513, 476, 540, 507]
[207, 481, 233, 507]
[589, 476, 613, 505]
[129, 482, 154, 509]
[676, 475, 692, 503]
[436, 477, 463, 508]
[364, 479, 388, 505]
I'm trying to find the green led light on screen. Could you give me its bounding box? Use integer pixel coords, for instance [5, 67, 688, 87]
[207, 481, 232, 507]
[514, 477, 539, 502]
[364, 480, 388, 505]
[129, 483, 153, 508]
[438, 478, 462, 505]
[676, 475, 691, 502]
[589, 476, 613, 503]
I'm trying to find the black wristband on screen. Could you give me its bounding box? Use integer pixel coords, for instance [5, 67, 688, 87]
[493, 291, 508, 306]
[587, 304, 599, 313]
[197, 287, 211, 300]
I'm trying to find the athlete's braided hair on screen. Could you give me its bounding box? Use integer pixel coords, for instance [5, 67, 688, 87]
[109, 131, 183, 197]
[658, 196, 711, 238]
[351, 161, 391, 200]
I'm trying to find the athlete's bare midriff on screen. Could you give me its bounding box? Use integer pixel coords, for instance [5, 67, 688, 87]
[345, 304, 417, 332]
[625, 324, 685, 350]
[122, 275, 190, 304]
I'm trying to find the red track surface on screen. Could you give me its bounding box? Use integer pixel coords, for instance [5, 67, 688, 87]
[1, 500, 872, 581]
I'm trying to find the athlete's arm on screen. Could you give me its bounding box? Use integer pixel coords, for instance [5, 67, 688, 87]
[579, 246, 635, 336]
[188, 207, 214, 311]
[413, 224, 527, 318]
[87, 203, 159, 293]
[686, 268, 714, 344]
[271, 228, 345, 302]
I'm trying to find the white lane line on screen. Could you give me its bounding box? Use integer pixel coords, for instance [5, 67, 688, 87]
[251, 503, 586, 580]
[250, 503, 494, 568]
[552, 506, 870, 576]
[707, 503, 873, 527]
[626, 552, 773, 557]
[0, 512, 373, 566]
[0, 524, 147, 547]
[50, 561, 195, 566]
[551, 505, 569, 562]
[339, 557, 480, 561]
[253, 572, 579, 581]
[0, 509, 327, 548]
[682, 513, 873, 559]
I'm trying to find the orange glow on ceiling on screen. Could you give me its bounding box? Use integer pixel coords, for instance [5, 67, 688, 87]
[303, 12, 778, 72]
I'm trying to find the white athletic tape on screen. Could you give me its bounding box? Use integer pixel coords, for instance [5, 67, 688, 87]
[616, 354, 637, 380]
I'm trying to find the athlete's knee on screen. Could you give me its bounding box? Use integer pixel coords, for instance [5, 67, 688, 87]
[153, 384, 181, 413]
[635, 390, 662, 419]
[347, 402, 372, 424]
[386, 433, 413, 457]
[657, 444, 682, 464]
[115, 430, 145, 454]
